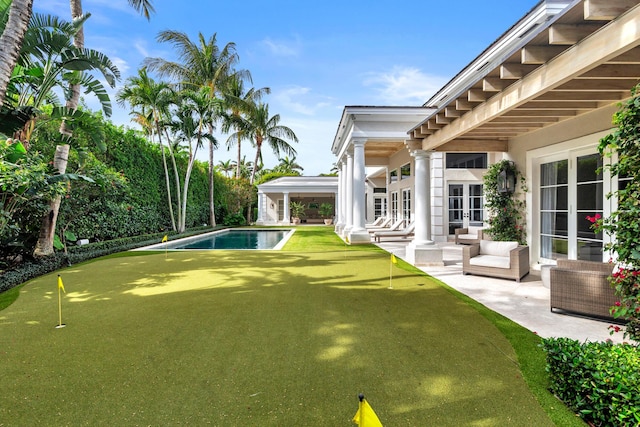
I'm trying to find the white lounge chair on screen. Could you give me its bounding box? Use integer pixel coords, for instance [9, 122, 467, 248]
[366, 217, 392, 230]
[372, 222, 415, 242]
[367, 219, 404, 234]
[365, 217, 386, 228]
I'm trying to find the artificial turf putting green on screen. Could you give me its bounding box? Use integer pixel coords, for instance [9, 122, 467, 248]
[1, 228, 558, 425]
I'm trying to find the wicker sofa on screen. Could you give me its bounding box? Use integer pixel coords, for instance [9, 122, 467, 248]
[462, 240, 530, 282]
[550, 259, 618, 320]
[454, 226, 485, 245]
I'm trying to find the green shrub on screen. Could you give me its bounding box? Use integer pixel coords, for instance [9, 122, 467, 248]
[542, 337, 640, 426]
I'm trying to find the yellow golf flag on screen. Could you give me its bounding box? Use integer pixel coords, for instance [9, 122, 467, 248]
[162, 235, 168, 243]
[390, 254, 397, 264]
[57, 275, 65, 293]
[353, 397, 383, 427]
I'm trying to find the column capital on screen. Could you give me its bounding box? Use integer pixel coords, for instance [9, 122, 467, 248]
[351, 138, 367, 147]
[404, 139, 423, 153]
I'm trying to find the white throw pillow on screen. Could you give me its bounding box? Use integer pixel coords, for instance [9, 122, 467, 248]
[479, 240, 518, 257]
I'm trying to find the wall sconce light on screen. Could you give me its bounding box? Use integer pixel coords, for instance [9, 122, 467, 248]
[270, 203, 275, 209]
[497, 163, 516, 194]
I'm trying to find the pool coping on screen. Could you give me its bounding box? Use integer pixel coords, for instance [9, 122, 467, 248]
[132, 227, 296, 251]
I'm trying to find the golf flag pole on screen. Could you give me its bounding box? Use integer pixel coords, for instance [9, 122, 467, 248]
[353, 394, 383, 427]
[162, 234, 168, 258]
[56, 275, 66, 328]
[389, 253, 397, 289]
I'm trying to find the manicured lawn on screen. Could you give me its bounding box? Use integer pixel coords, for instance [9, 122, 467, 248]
[0, 227, 580, 425]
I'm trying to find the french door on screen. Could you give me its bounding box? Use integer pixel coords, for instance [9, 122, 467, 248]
[539, 150, 604, 262]
[448, 183, 484, 235]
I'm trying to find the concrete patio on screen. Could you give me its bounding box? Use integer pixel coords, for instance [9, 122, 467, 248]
[374, 240, 627, 344]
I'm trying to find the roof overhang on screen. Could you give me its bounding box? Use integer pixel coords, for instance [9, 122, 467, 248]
[331, 106, 434, 165]
[409, 0, 640, 152]
[257, 176, 338, 194]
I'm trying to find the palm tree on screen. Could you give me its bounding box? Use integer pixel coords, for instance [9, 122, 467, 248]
[217, 159, 234, 178]
[221, 74, 270, 179]
[145, 30, 246, 227]
[172, 88, 215, 232]
[0, 0, 34, 107]
[117, 68, 182, 231]
[238, 103, 299, 185]
[276, 155, 304, 175]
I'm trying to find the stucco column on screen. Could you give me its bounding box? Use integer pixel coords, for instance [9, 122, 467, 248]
[413, 149, 432, 245]
[335, 162, 345, 233]
[283, 192, 290, 224]
[256, 191, 265, 225]
[344, 153, 354, 235]
[405, 143, 442, 265]
[348, 138, 371, 243]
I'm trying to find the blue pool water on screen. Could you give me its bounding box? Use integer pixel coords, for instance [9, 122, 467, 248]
[148, 229, 293, 250]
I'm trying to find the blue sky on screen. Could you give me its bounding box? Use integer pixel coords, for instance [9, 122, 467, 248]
[36, 0, 537, 175]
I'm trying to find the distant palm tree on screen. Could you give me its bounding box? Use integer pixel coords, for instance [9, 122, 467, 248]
[145, 30, 245, 227]
[0, 0, 34, 107]
[276, 156, 304, 175]
[217, 159, 234, 178]
[221, 74, 270, 179]
[235, 103, 299, 185]
[117, 68, 180, 230]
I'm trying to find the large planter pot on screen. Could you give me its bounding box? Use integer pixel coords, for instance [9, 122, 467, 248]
[292, 217, 301, 225]
[323, 219, 333, 225]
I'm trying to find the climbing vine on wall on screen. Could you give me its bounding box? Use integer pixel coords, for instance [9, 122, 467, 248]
[483, 159, 527, 244]
[596, 83, 640, 342]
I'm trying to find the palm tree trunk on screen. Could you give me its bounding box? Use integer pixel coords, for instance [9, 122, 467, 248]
[207, 123, 216, 227]
[33, 145, 69, 257]
[0, 0, 34, 106]
[164, 128, 182, 228]
[250, 141, 261, 185]
[180, 145, 198, 233]
[236, 134, 242, 179]
[156, 127, 177, 231]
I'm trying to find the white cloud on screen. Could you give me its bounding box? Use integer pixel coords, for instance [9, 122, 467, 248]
[363, 66, 448, 105]
[273, 86, 334, 116]
[261, 37, 301, 57]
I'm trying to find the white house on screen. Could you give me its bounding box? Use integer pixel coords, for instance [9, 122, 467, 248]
[332, 0, 640, 267]
[256, 176, 338, 225]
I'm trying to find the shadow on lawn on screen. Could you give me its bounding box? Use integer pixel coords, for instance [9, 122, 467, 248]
[0, 246, 553, 425]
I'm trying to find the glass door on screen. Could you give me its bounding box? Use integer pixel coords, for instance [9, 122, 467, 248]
[448, 183, 484, 235]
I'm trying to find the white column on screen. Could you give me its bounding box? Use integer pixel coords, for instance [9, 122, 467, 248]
[412, 149, 432, 245]
[344, 153, 354, 234]
[405, 147, 443, 265]
[334, 163, 344, 233]
[256, 191, 265, 224]
[283, 192, 290, 224]
[352, 139, 366, 231]
[347, 139, 371, 244]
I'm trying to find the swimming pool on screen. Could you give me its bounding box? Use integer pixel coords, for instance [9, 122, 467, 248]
[136, 228, 294, 251]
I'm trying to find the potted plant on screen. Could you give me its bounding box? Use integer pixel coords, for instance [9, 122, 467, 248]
[290, 201, 305, 224]
[319, 202, 334, 225]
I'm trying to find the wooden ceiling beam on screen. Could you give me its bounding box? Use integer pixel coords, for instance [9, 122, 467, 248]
[518, 100, 599, 109]
[482, 77, 504, 92]
[555, 78, 640, 91]
[435, 113, 451, 125]
[607, 47, 640, 63]
[500, 63, 539, 79]
[419, 124, 434, 135]
[534, 90, 627, 101]
[426, 119, 442, 130]
[444, 107, 461, 118]
[455, 99, 474, 111]
[502, 109, 576, 117]
[584, 0, 638, 21]
[491, 116, 558, 124]
[521, 46, 568, 64]
[578, 64, 640, 78]
[467, 89, 487, 102]
[549, 24, 604, 45]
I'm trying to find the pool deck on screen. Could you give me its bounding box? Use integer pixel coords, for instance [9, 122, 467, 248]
[374, 240, 627, 344]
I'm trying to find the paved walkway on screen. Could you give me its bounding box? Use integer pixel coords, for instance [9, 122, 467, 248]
[375, 240, 626, 344]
